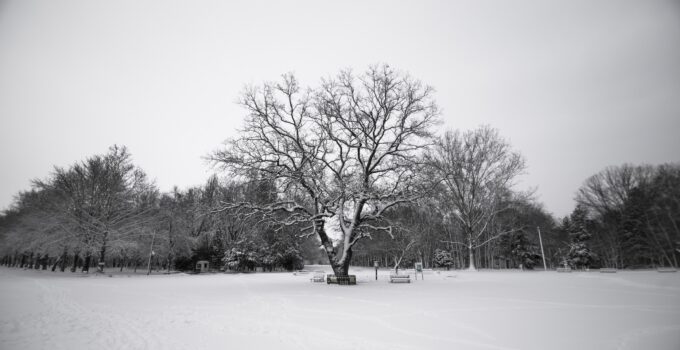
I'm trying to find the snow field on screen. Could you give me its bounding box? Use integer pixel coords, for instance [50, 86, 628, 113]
[1, 267, 679, 350]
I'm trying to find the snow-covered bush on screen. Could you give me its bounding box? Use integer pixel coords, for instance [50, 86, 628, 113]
[433, 249, 454, 270]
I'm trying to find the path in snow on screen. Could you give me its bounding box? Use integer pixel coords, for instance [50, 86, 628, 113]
[1, 267, 679, 350]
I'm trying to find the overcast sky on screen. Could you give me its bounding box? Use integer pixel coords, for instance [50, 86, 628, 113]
[1, 0, 679, 217]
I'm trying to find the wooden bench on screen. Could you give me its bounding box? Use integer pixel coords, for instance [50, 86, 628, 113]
[310, 271, 325, 282]
[657, 268, 677, 273]
[556, 267, 572, 273]
[599, 268, 617, 273]
[390, 274, 411, 283]
[326, 275, 357, 285]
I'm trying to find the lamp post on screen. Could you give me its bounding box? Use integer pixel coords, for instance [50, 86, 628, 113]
[374, 260, 379, 280]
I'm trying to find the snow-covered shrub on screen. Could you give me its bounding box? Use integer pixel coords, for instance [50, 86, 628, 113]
[276, 247, 304, 271]
[433, 249, 454, 270]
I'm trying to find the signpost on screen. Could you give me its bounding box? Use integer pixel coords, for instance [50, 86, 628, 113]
[414, 262, 424, 280]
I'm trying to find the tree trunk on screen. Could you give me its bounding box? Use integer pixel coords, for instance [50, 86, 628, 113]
[60, 253, 68, 272]
[98, 232, 108, 273]
[71, 253, 80, 272]
[167, 225, 175, 274]
[330, 249, 352, 277]
[53, 249, 68, 272]
[41, 255, 49, 270]
[468, 244, 476, 270]
[166, 254, 174, 274]
[82, 254, 91, 273]
[147, 230, 157, 275]
[51, 256, 60, 272]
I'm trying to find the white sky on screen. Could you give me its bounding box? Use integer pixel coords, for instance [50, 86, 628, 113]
[1, 0, 679, 217]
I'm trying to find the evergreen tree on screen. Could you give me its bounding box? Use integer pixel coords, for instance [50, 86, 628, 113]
[223, 239, 260, 272]
[566, 205, 597, 269]
[620, 187, 654, 267]
[501, 230, 541, 269]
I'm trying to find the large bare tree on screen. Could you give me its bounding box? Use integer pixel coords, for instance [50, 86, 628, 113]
[426, 126, 526, 270]
[211, 65, 439, 276]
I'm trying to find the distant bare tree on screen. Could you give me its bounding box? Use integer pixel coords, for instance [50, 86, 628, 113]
[33, 146, 157, 273]
[574, 164, 656, 268]
[426, 126, 526, 270]
[576, 164, 654, 216]
[211, 64, 439, 276]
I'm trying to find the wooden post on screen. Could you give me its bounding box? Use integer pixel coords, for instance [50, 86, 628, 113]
[537, 226, 547, 271]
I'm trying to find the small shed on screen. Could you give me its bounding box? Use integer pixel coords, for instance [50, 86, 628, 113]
[195, 260, 209, 273]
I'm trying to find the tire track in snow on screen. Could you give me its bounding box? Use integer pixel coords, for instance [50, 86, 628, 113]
[614, 324, 680, 350]
[32, 277, 164, 350]
[274, 292, 512, 350]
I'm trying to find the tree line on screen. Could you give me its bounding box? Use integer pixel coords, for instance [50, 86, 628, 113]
[1, 65, 678, 275]
[0, 146, 306, 273]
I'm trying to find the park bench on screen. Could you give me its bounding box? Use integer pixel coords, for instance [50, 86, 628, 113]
[657, 267, 677, 273]
[310, 271, 325, 282]
[599, 268, 617, 273]
[389, 274, 411, 283]
[326, 275, 357, 285]
[556, 267, 572, 273]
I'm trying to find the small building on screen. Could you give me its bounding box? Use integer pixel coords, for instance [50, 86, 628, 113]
[195, 260, 209, 273]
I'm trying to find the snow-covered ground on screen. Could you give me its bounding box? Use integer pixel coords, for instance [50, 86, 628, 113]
[1, 266, 679, 350]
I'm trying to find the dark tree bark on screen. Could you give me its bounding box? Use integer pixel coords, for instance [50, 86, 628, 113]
[98, 231, 108, 273]
[71, 253, 80, 272]
[41, 254, 49, 270]
[60, 253, 68, 272]
[82, 253, 91, 273]
[51, 249, 68, 272]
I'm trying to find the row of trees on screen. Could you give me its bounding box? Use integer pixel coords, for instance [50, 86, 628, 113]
[566, 164, 680, 268]
[0, 146, 307, 274]
[350, 196, 558, 271]
[0, 146, 157, 273]
[1, 65, 677, 275]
